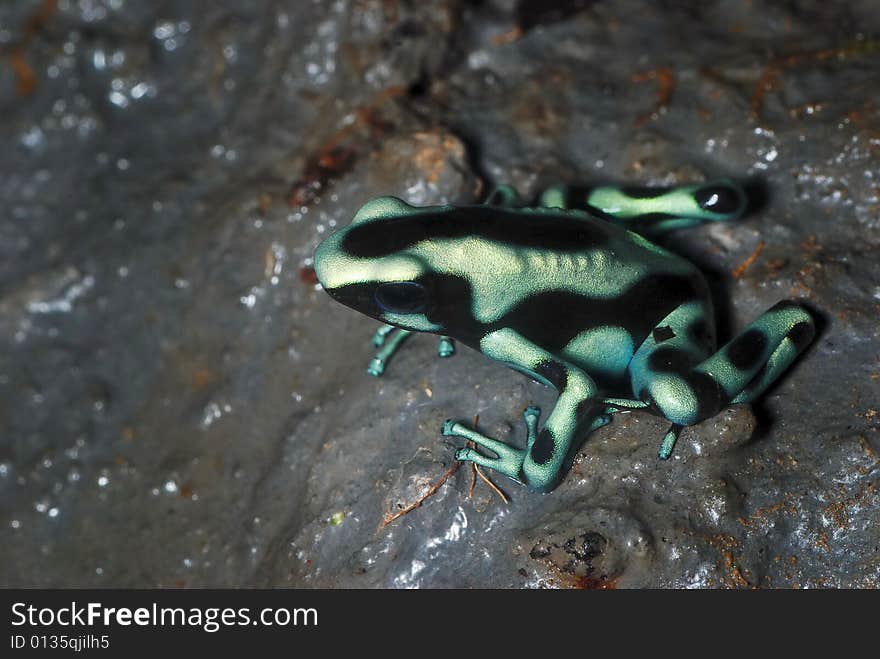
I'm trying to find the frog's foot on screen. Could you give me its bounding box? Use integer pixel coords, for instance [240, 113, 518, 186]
[601, 397, 650, 413]
[371, 324, 396, 347]
[367, 327, 412, 376]
[438, 336, 455, 358]
[442, 410, 537, 482]
[658, 423, 683, 460]
[444, 406, 612, 483]
[368, 326, 454, 375]
[531, 403, 617, 439]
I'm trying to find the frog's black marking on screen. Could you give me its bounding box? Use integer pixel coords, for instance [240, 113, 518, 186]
[786, 321, 814, 350]
[695, 185, 742, 214]
[374, 281, 428, 314]
[686, 372, 726, 419]
[531, 428, 555, 464]
[536, 360, 567, 389]
[340, 207, 613, 258]
[646, 346, 696, 375]
[490, 274, 701, 355]
[687, 318, 713, 348]
[725, 328, 767, 369]
[620, 186, 670, 199]
[653, 325, 676, 343]
[639, 370, 725, 424]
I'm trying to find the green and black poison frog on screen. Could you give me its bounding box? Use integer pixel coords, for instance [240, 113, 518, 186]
[313, 181, 815, 493]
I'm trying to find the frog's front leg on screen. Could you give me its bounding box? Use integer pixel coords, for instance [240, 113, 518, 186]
[367, 326, 413, 376]
[539, 180, 746, 236]
[443, 328, 605, 493]
[367, 325, 455, 376]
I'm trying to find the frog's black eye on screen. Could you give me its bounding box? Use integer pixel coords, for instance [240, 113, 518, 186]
[375, 282, 428, 314]
[695, 184, 742, 215]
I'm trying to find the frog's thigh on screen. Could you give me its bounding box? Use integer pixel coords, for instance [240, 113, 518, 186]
[562, 326, 635, 381]
[481, 328, 600, 492]
[633, 300, 814, 426]
[629, 301, 721, 426]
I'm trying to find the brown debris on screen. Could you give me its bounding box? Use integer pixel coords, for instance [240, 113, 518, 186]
[737, 494, 797, 530]
[704, 533, 751, 588]
[631, 67, 675, 127]
[298, 266, 318, 286]
[474, 463, 509, 504]
[381, 460, 462, 527]
[732, 240, 766, 279]
[1, 0, 57, 96]
[750, 40, 880, 122]
[286, 86, 404, 208]
[382, 415, 511, 526]
[491, 26, 523, 46]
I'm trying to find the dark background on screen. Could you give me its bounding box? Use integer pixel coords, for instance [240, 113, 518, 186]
[1, 0, 878, 587]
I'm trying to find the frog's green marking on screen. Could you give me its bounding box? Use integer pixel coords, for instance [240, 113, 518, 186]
[540, 179, 747, 236]
[562, 326, 635, 381]
[314, 180, 815, 493]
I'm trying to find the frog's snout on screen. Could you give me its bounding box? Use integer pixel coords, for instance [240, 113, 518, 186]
[313, 230, 343, 292]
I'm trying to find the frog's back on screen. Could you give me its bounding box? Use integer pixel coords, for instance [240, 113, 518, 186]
[449, 205, 707, 343]
[336, 203, 708, 373]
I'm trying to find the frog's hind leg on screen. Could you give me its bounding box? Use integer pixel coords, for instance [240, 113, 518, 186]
[724, 302, 815, 404]
[629, 301, 719, 443]
[539, 179, 747, 236]
[632, 300, 815, 456]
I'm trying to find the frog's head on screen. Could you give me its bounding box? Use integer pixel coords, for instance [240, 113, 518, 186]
[314, 197, 453, 334]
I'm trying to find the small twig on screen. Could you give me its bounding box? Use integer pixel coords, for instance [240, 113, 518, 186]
[381, 460, 461, 527]
[467, 441, 477, 499]
[732, 240, 765, 279]
[383, 413, 512, 525]
[491, 25, 523, 46]
[467, 414, 509, 504]
[474, 464, 509, 504]
[467, 415, 479, 499]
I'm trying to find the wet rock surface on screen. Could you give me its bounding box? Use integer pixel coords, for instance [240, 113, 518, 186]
[1, 0, 878, 588]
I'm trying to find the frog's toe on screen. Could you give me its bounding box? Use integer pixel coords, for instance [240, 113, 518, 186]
[437, 336, 455, 358]
[454, 446, 525, 481]
[442, 419, 524, 475]
[658, 423, 683, 460]
[371, 326, 393, 347]
[589, 413, 612, 431]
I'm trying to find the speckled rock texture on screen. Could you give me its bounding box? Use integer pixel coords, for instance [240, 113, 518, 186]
[1, 0, 878, 588]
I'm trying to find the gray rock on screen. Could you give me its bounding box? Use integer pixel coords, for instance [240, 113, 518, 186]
[1, 0, 878, 588]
